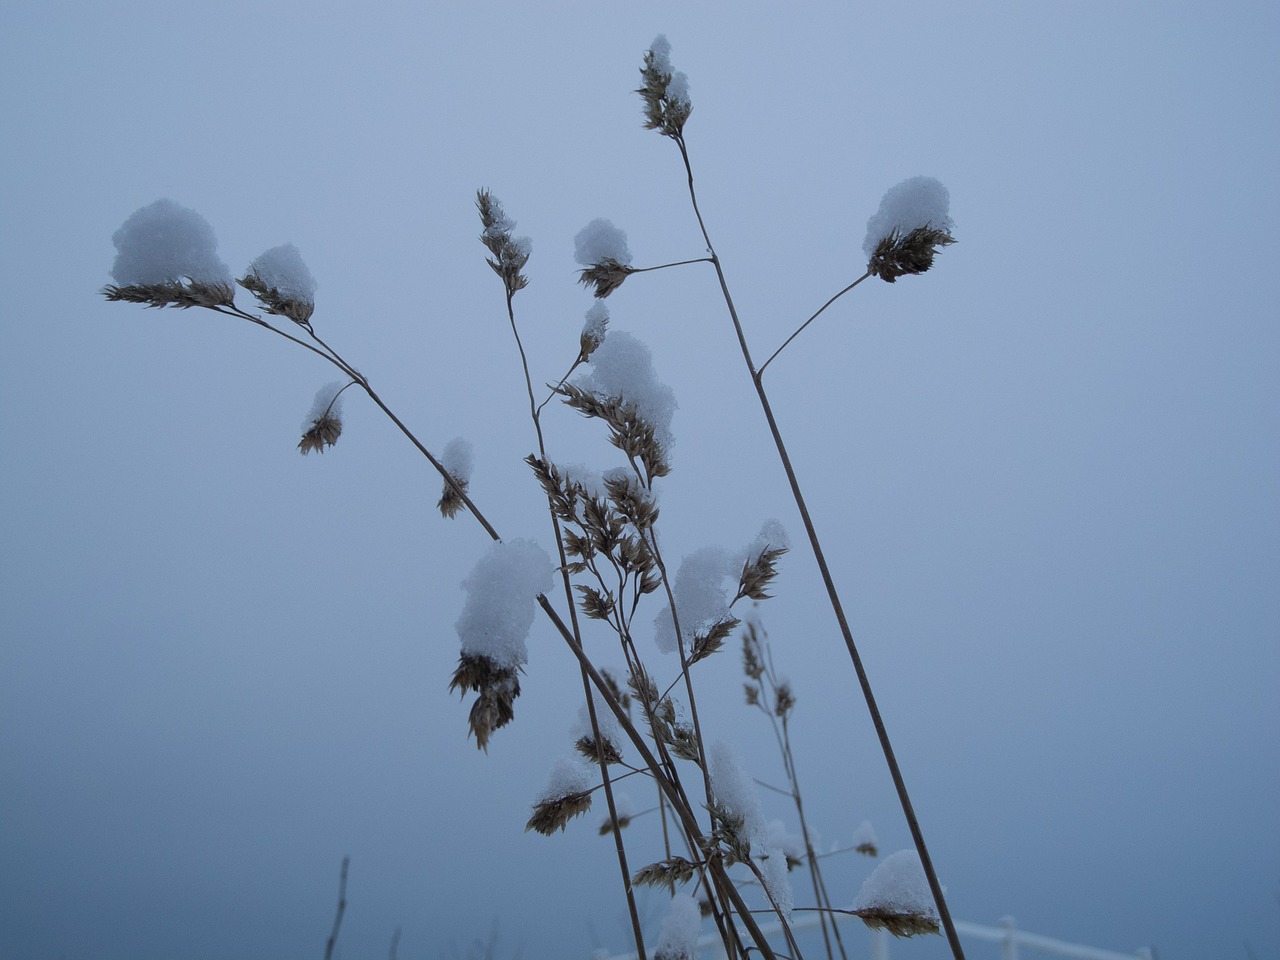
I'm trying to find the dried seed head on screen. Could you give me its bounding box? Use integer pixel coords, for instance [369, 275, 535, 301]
[476, 189, 531, 296]
[575, 733, 623, 766]
[632, 856, 697, 893]
[299, 414, 342, 455]
[526, 789, 593, 836]
[449, 653, 522, 752]
[102, 279, 236, 310]
[850, 907, 940, 938]
[577, 259, 636, 299]
[868, 225, 956, 283]
[773, 681, 795, 718]
[637, 36, 692, 139]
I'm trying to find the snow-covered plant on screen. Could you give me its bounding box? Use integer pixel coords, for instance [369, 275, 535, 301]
[99, 32, 964, 960]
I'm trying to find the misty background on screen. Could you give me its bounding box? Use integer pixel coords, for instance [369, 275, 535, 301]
[2, 2, 1278, 959]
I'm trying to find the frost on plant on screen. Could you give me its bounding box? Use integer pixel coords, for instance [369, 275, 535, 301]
[449, 539, 553, 750]
[863, 176, 957, 283]
[575, 219, 634, 298]
[851, 849, 941, 937]
[437, 437, 475, 519]
[526, 756, 595, 835]
[299, 381, 347, 455]
[103, 198, 234, 308]
[240, 243, 317, 324]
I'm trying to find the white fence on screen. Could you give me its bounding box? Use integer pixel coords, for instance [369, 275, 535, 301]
[601, 912, 1153, 960]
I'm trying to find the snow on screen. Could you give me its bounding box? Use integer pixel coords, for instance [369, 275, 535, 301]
[304, 382, 346, 430]
[861, 176, 955, 260]
[247, 243, 316, 304]
[572, 331, 676, 453]
[758, 840, 794, 921]
[573, 218, 632, 267]
[649, 34, 691, 107]
[708, 741, 764, 838]
[535, 756, 595, 803]
[852, 819, 878, 847]
[654, 546, 733, 654]
[453, 539, 554, 669]
[581, 301, 609, 350]
[571, 695, 621, 750]
[110, 198, 231, 285]
[441, 437, 474, 483]
[851, 849, 939, 920]
[654, 894, 702, 960]
[654, 521, 788, 654]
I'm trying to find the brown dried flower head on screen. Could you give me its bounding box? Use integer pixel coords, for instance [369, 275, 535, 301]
[868, 225, 956, 283]
[577, 259, 635, 299]
[632, 856, 697, 893]
[437, 475, 469, 519]
[526, 789, 593, 836]
[476, 189, 530, 297]
[449, 653, 521, 752]
[299, 414, 342, 455]
[851, 907, 940, 938]
[637, 37, 692, 139]
[103, 279, 236, 310]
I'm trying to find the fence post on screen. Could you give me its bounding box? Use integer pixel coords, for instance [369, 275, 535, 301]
[869, 926, 890, 960]
[999, 915, 1019, 960]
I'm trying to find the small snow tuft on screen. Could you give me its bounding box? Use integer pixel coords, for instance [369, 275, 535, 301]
[574, 218, 632, 267]
[304, 382, 346, 430]
[442, 437, 474, 483]
[110, 198, 231, 285]
[654, 893, 702, 960]
[247, 243, 316, 303]
[862, 177, 954, 260]
[536, 757, 595, 804]
[454, 539, 553, 669]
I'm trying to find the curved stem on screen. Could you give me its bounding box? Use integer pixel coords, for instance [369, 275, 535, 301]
[756, 273, 872, 379]
[672, 134, 966, 960]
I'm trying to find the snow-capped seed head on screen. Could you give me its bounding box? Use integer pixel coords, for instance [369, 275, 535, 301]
[579, 302, 609, 360]
[476, 189, 531, 295]
[638, 35, 693, 138]
[851, 849, 941, 937]
[240, 243, 317, 324]
[863, 177, 956, 282]
[298, 381, 347, 455]
[103, 199, 235, 309]
[574, 218, 633, 267]
[437, 437, 475, 519]
[525, 757, 595, 835]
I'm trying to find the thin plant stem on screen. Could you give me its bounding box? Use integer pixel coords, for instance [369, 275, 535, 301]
[671, 132, 967, 960]
[501, 289, 648, 960]
[323, 855, 349, 960]
[755, 272, 872, 379]
[628, 257, 714, 273]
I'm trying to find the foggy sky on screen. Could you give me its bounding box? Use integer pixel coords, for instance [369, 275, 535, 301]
[2, 2, 1278, 959]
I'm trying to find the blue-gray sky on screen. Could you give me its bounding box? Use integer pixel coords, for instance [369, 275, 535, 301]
[2, 2, 1278, 959]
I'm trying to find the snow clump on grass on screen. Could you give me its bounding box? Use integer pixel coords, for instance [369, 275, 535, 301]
[110, 198, 231, 285]
[246, 243, 316, 305]
[573, 330, 677, 453]
[862, 176, 954, 260]
[454, 539, 553, 670]
[654, 893, 702, 960]
[574, 218, 632, 267]
[851, 849, 940, 937]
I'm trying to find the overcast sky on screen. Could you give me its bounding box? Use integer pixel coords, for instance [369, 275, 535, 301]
[2, 2, 1278, 959]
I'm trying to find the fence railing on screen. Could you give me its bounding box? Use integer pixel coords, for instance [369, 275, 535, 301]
[600, 912, 1153, 960]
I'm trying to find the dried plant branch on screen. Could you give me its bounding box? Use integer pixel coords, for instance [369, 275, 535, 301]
[323, 855, 349, 960]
